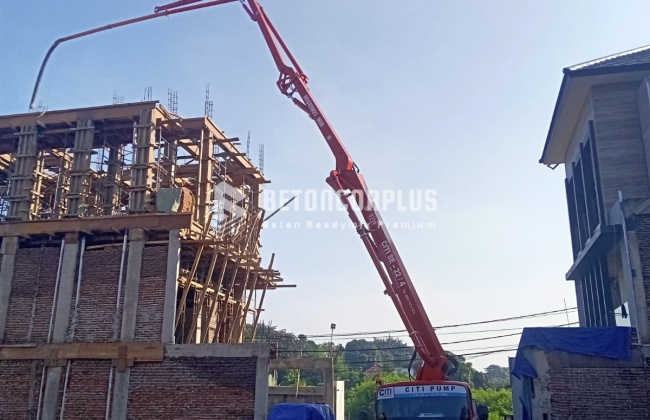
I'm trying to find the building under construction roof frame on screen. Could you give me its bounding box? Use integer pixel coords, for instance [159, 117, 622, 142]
[0, 100, 289, 345]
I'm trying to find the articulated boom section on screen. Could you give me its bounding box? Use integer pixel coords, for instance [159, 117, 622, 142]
[28, 0, 454, 383]
[241, 0, 450, 380]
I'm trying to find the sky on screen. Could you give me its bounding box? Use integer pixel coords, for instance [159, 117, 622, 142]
[2, 1, 650, 370]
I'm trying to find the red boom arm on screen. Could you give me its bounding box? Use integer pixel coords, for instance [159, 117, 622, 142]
[234, 0, 450, 380]
[27, 0, 450, 381]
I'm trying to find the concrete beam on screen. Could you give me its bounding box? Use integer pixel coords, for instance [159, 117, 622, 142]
[268, 386, 325, 396]
[0, 212, 192, 237]
[164, 343, 270, 358]
[0, 236, 18, 343]
[52, 235, 80, 343]
[161, 229, 180, 343]
[269, 358, 332, 370]
[120, 228, 145, 341]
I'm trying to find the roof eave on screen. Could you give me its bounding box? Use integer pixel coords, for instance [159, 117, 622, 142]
[567, 63, 650, 78]
[540, 63, 650, 165]
[539, 73, 570, 165]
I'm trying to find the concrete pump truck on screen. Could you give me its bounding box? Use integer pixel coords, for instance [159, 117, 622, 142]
[29, 1, 491, 418]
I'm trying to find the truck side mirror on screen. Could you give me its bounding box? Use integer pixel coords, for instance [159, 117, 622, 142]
[477, 404, 489, 420]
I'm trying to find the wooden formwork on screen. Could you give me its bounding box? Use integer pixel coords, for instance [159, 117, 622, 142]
[0, 101, 290, 345]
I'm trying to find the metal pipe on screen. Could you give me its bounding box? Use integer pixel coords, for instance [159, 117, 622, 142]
[105, 232, 128, 420]
[71, 236, 87, 329]
[105, 367, 115, 420]
[29, 0, 237, 110]
[113, 232, 128, 341]
[59, 360, 72, 420]
[59, 236, 86, 420]
[36, 238, 66, 420]
[46, 239, 66, 343]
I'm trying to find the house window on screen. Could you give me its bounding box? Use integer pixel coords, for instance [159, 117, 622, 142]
[564, 125, 604, 258]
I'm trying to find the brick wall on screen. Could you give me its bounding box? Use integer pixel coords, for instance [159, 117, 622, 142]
[62, 361, 112, 419]
[634, 214, 650, 328]
[1, 241, 265, 419]
[547, 366, 650, 418]
[127, 357, 257, 420]
[4, 243, 167, 345]
[68, 247, 125, 342]
[0, 357, 260, 420]
[136, 244, 167, 342]
[4, 246, 62, 344]
[0, 360, 43, 420]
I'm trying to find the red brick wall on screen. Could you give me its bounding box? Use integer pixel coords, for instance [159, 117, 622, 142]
[135, 246, 167, 342]
[127, 357, 257, 420]
[547, 366, 650, 418]
[4, 247, 61, 344]
[62, 361, 112, 419]
[0, 357, 259, 419]
[0, 360, 43, 420]
[5, 243, 167, 345]
[68, 247, 125, 342]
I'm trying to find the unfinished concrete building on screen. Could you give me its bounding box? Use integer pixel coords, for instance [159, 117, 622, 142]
[509, 45, 650, 419]
[0, 101, 288, 419]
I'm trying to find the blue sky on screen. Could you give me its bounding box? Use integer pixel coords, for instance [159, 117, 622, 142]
[3, 1, 650, 369]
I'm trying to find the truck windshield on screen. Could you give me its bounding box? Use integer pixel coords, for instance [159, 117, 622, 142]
[376, 395, 470, 420]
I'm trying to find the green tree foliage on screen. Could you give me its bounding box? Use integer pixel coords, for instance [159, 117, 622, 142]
[248, 323, 329, 386]
[446, 353, 490, 389]
[484, 364, 510, 389]
[346, 372, 409, 419]
[344, 337, 421, 374]
[472, 388, 513, 420]
[335, 354, 365, 389]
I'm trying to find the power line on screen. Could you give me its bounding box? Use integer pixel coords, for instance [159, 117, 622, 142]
[304, 322, 578, 342]
[302, 307, 577, 339]
[275, 321, 579, 353]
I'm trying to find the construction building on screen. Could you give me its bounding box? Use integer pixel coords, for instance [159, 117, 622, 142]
[0, 100, 293, 419]
[510, 45, 650, 419]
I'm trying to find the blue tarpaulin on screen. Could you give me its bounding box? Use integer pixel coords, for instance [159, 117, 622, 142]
[512, 327, 631, 379]
[267, 403, 335, 420]
[511, 327, 632, 420]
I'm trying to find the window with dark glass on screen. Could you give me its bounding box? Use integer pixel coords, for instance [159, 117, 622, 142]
[564, 125, 604, 258]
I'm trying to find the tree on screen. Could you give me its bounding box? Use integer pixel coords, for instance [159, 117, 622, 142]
[484, 364, 510, 389]
[334, 354, 365, 389]
[346, 372, 408, 419]
[472, 388, 513, 420]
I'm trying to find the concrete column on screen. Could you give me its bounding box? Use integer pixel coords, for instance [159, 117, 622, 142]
[52, 233, 80, 342]
[120, 228, 145, 341]
[626, 232, 650, 343]
[254, 355, 269, 420]
[41, 366, 64, 420]
[0, 236, 19, 342]
[112, 228, 145, 420]
[161, 229, 180, 343]
[110, 370, 131, 420]
[324, 358, 334, 410]
[43, 233, 80, 420]
[574, 280, 586, 327]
